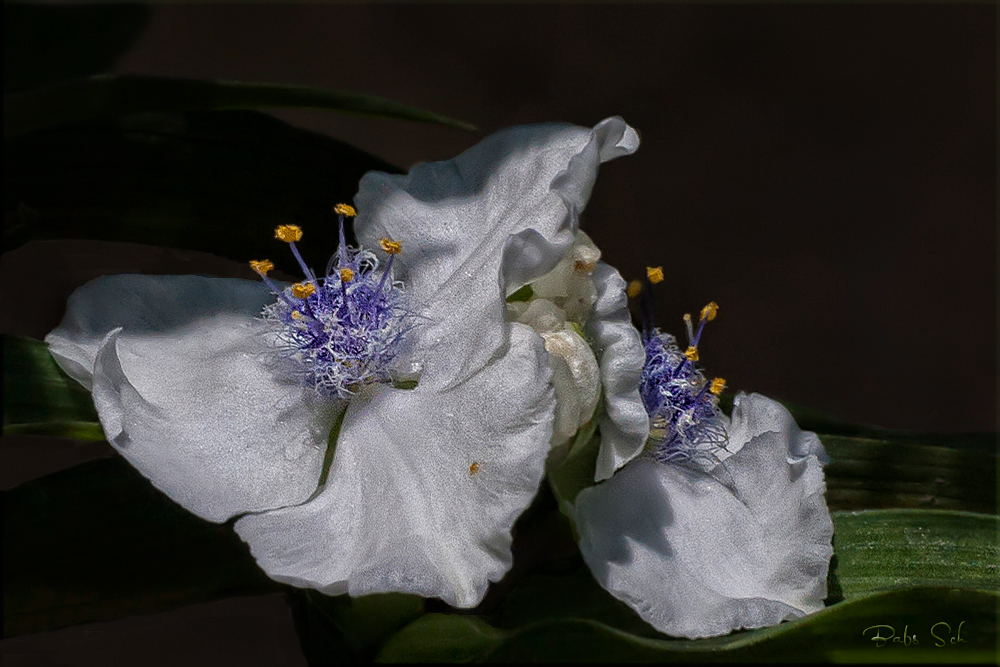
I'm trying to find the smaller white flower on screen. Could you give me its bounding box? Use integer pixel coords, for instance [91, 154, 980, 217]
[574, 299, 834, 639]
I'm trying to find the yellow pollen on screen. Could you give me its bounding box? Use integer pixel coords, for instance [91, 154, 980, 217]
[627, 279, 643, 299]
[379, 238, 402, 255]
[646, 266, 664, 284]
[709, 378, 726, 395]
[574, 259, 597, 274]
[683, 313, 692, 326]
[469, 462, 481, 476]
[700, 301, 719, 321]
[291, 310, 303, 320]
[684, 346, 699, 361]
[250, 259, 274, 276]
[275, 225, 303, 243]
[291, 282, 315, 299]
[334, 203, 357, 217]
[339, 267, 355, 283]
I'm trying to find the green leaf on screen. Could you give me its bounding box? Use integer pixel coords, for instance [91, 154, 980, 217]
[5, 110, 402, 273]
[295, 590, 425, 664]
[498, 509, 997, 632]
[830, 510, 999, 600]
[505, 284, 533, 303]
[379, 508, 997, 661]
[546, 425, 600, 523]
[720, 393, 995, 453]
[823, 436, 996, 514]
[380, 589, 998, 663]
[376, 614, 505, 663]
[548, 430, 996, 521]
[2, 420, 104, 440]
[5, 74, 475, 139]
[2, 457, 282, 637]
[2, 334, 101, 436]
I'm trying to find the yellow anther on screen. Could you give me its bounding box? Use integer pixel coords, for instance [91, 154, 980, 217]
[275, 225, 303, 243]
[683, 313, 692, 326]
[684, 346, 700, 361]
[291, 282, 316, 299]
[469, 462, 481, 476]
[249, 259, 274, 276]
[291, 310, 303, 320]
[709, 378, 726, 395]
[646, 266, 664, 284]
[700, 301, 719, 321]
[379, 238, 402, 255]
[339, 267, 355, 283]
[334, 203, 357, 217]
[574, 259, 597, 274]
[627, 279, 643, 299]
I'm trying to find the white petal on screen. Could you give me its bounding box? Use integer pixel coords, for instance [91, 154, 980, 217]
[585, 262, 648, 481]
[539, 329, 601, 436]
[575, 394, 833, 639]
[45, 274, 277, 388]
[515, 298, 568, 334]
[235, 323, 555, 608]
[46, 274, 336, 523]
[354, 117, 639, 392]
[531, 230, 600, 302]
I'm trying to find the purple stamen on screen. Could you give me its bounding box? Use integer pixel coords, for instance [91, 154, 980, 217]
[640, 323, 726, 470]
[257, 214, 413, 399]
[377, 254, 395, 292]
[287, 241, 316, 285]
[691, 316, 709, 348]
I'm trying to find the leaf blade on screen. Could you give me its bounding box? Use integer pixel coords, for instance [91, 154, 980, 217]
[4, 75, 475, 139]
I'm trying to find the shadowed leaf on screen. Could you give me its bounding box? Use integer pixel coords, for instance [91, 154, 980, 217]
[5, 74, 475, 139]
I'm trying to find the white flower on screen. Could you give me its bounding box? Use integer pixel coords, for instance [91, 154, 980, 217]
[574, 299, 834, 638]
[573, 305, 834, 638]
[46, 117, 641, 608]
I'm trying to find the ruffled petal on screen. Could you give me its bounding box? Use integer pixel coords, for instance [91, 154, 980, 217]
[354, 117, 639, 392]
[234, 323, 555, 608]
[575, 393, 833, 639]
[46, 274, 337, 523]
[45, 274, 277, 388]
[585, 262, 649, 480]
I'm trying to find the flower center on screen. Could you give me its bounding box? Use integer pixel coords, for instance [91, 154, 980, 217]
[634, 267, 728, 470]
[250, 205, 412, 399]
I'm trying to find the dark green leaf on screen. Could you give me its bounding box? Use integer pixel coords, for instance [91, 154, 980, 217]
[376, 614, 505, 663]
[2, 456, 281, 637]
[823, 436, 996, 513]
[505, 284, 533, 303]
[5, 110, 401, 274]
[830, 510, 999, 600]
[380, 589, 997, 663]
[490, 588, 998, 663]
[719, 393, 995, 453]
[5, 74, 476, 140]
[2, 420, 104, 440]
[3, 334, 100, 434]
[547, 429, 600, 522]
[379, 508, 997, 661]
[488, 509, 997, 635]
[294, 590, 425, 664]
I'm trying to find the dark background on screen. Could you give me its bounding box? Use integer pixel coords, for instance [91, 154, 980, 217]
[2, 4, 995, 666]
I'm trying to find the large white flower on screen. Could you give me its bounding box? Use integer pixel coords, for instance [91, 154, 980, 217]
[574, 304, 834, 638]
[46, 117, 642, 607]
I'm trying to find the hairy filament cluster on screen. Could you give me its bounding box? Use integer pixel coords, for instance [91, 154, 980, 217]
[252, 206, 413, 399]
[636, 268, 728, 470]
